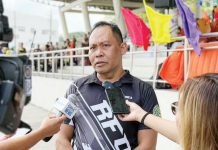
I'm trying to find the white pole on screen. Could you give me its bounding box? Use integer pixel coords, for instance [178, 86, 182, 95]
[112, 0, 127, 36]
[152, 44, 158, 89]
[81, 2, 91, 33]
[49, 6, 52, 42]
[59, 9, 69, 39]
[184, 38, 188, 81]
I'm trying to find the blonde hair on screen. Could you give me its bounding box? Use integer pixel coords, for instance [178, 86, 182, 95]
[178, 73, 218, 150]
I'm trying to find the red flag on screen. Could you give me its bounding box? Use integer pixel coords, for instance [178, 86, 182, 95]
[121, 7, 150, 50]
[70, 36, 75, 48]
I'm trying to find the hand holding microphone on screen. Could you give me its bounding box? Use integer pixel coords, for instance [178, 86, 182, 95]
[43, 94, 79, 142]
[0, 115, 67, 150]
[39, 115, 67, 138]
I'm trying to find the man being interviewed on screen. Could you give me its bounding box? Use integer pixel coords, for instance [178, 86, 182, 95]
[56, 21, 160, 150]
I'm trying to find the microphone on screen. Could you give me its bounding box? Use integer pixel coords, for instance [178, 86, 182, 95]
[53, 95, 78, 119]
[43, 94, 78, 142]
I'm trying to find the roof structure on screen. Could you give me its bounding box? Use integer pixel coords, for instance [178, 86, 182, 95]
[31, 0, 154, 11]
[56, 0, 149, 10]
[30, 0, 156, 38]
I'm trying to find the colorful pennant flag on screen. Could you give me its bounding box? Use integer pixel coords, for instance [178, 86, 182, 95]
[143, 0, 173, 44]
[121, 7, 150, 50]
[175, 0, 201, 55]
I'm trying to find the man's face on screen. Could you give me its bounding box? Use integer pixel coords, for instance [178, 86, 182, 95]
[89, 26, 126, 74]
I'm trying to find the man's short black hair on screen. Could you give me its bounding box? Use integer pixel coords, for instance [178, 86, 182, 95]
[90, 21, 123, 43]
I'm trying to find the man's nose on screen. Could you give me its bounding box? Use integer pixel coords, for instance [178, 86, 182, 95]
[96, 46, 104, 57]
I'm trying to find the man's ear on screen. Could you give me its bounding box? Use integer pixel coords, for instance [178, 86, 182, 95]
[120, 42, 128, 55]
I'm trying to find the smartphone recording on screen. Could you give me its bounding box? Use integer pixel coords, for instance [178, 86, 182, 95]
[105, 88, 130, 114]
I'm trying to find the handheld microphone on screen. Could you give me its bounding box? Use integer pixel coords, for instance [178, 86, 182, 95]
[43, 94, 79, 142]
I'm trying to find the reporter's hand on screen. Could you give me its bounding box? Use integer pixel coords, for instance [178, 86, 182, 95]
[39, 115, 67, 138]
[0, 134, 14, 141]
[118, 100, 147, 123]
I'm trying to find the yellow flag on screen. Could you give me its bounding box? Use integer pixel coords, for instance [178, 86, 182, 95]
[143, 1, 173, 44]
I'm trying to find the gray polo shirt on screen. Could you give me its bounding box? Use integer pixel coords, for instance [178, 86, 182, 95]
[64, 71, 160, 150]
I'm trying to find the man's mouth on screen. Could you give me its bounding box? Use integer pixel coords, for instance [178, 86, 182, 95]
[95, 61, 107, 67]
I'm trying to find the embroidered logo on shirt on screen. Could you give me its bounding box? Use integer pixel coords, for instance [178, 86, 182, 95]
[153, 105, 161, 117]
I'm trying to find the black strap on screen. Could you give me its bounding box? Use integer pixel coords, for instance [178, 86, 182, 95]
[141, 112, 150, 124]
[19, 120, 32, 134]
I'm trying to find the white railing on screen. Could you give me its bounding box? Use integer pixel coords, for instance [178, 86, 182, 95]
[29, 46, 168, 81]
[22, 32, 218, 88]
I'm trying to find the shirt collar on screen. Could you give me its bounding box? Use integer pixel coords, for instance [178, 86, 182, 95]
[85, 70, 133, 86]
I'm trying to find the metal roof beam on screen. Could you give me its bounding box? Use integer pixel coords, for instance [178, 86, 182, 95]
[60, 0, 91, 12]
[65, 9, 114, 15]
[60, 0, 143, 12]
[88, 0, 142, 8]
[122, 1, 143, 8]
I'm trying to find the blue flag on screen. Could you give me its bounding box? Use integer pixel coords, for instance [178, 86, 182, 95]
[175, 0, 201, 55]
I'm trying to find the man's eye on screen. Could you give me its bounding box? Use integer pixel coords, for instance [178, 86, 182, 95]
[103, 44, 110, 47]
[89, 47, 95, 51]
